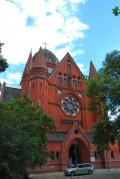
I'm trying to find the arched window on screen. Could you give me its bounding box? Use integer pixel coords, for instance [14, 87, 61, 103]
[64, 74, 67, 85]
[94, 151, 98, 159]
[48, 67, 53, 73]
[98, 153, 102, 159]
[67, 60, 71, 75]
[51, 151, 55, 160]
[58, 73, 62, 84]
[72, 76, 76, 86]
[56, 151, 60, 160]
[78, 78, 82, 88]
[111, 150, 114, 158]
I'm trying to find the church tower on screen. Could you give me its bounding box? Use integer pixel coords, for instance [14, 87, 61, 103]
[29, 47, 48, 113]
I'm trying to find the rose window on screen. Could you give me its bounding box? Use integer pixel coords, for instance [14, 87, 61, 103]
[61, 97, 79, 116]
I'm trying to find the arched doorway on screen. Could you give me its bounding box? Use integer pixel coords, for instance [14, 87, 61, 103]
[69, 143, 80, 165]
[69, 138, 90, 165]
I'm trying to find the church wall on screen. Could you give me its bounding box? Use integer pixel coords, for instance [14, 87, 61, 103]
[14, 48, 120, 172]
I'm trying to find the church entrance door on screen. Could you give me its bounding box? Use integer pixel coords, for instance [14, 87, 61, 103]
[68, 139, 90, 166]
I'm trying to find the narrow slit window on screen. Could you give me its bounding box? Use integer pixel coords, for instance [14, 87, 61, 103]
[58, 73, 62, 84]
[40, 83, 42, 89]
[78, 78, 82, 88]
[39, 97, 41, 106]
[56, 151, 60, 160]
[64, 75, 67, 85]
[94, 151, 98, 160]
[51, 151, 55, 160]
[111, 150, 114, 158]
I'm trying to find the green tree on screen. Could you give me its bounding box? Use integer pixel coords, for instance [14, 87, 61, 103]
[0, 94, 56, 179]
[85, 50, 120, 117]
[84, 74, 107, 117]
[0, 42, 9, 73]
[112, 6, 120, 16]
[98, 50, 120, 115]
[91, 117, 117, 171]
[85, 50, 120, 165]
[91, 118, 116, 153]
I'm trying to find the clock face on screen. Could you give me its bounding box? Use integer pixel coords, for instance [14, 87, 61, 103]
[61, 97, 79, 116]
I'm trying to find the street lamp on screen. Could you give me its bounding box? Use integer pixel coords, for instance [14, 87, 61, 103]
[74, 141, 77, 165]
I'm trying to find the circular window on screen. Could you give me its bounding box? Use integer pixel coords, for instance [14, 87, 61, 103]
[61, 97, 79, 116]
[74, 129, 79, 134]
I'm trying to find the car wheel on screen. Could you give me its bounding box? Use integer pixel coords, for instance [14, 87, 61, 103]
[70, 171, 75, 176]
[88, 170, 92, 175]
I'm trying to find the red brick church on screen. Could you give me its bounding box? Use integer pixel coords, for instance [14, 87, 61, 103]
[0, 47, 120, 172]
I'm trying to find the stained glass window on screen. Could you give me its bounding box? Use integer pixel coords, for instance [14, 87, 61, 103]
[61, 97, 79, 116]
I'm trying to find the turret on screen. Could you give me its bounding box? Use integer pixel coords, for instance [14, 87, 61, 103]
[29, 47, 48, 113]
[20, 50, 33, 98]
[89, 61, 97, 78]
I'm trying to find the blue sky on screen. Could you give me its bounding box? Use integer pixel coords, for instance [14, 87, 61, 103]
[0, 0, 120, 85]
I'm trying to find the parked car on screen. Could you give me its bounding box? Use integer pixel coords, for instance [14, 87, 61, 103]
[64, 163, 94, 176]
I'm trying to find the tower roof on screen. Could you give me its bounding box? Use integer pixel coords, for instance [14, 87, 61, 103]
[33, 47, 47, 69]
[89, 61, 97, 78]
[33, 48, 59, 64]
[23, 51, 33, 75]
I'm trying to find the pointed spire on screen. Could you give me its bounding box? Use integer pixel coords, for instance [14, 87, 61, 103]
[33, 47, 47, 69]
[89, 61, 97, 78]
[23, 50, 33, 75]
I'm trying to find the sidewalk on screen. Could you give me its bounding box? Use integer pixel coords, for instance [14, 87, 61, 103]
[29, 168, 120, 179]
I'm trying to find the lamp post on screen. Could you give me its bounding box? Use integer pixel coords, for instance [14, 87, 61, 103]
[74, 141, 77, 165]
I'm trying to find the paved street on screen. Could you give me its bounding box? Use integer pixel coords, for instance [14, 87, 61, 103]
[29, 168, 120, 179]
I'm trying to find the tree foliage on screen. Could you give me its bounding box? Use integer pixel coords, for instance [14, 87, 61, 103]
[91, 117, 116, 153]
[98, 50, 120, 115]
[112, 6, 120, 16]
[0, 42, 9, 73]
[85, 74, 106, 117]
[0, 94, 56, 179]
[85, 50, 120, 152]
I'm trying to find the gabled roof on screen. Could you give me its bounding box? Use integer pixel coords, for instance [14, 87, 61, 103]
[64, 122, 89, 144]
[48, 52, 86, 81]
[49, 123, 91, 145]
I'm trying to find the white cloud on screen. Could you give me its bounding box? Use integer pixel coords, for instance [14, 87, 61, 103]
[71, 49, 84, 56]
[0, 78, 13, 85]
[77, 62, 87, 72]
[68, 0, 86, 3]
[0, 0, 89, 83]
[7, 72, 22, 80]
[1, 72, 22, 84]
